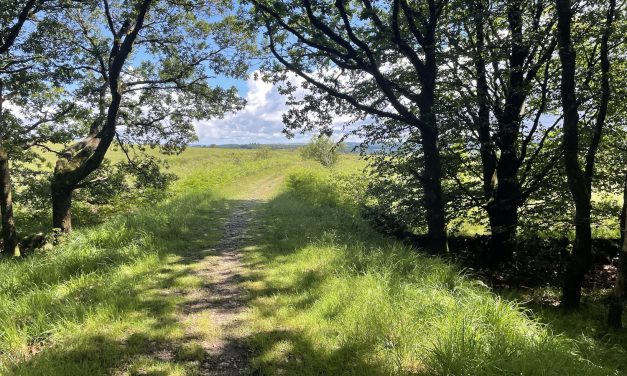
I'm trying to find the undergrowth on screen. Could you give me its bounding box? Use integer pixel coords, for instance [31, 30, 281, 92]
[245, 166, 626, 375]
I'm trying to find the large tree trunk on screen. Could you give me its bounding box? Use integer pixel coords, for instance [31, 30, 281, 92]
[556, 0, 593, 309]
[561, 201, 593, 308]
[556, 0, 614, 309]
[50, 139, 102, 233]
[485, 125, 523, 267]
[51, 179, 73, 233]
[487, 124, 522, 265]
[556, 0, 590, 309]
[0, 79, 19, 256]
[0, 147, 19, 256]
[486, 187, 519, 266]
[417, 31, 448, 255]
[421, 124, 448, 254]
[608, 173, 627, 328]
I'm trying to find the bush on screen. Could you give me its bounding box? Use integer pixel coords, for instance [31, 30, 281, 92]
[300, 135, 344, 167]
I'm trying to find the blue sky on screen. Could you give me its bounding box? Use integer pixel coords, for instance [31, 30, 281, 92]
[197, 71, 367, 145]
[199, 68, 366, 145]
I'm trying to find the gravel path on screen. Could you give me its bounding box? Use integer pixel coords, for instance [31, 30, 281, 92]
[192, 200, 258, 376]
[174, 174, 282, 375]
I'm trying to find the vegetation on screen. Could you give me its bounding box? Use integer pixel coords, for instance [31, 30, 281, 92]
[0, 148, 297, 374]
[0, 0, 626, 373]
[299, 135, 343, 167]
[252, 0, 627, 315]
[246, 164, 626, 375]
[253, 0, 450, 255]
[2, 150, 625, 374]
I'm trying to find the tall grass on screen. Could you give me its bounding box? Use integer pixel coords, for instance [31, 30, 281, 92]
[0, 148, 318, 374]
[4, 148, 621, 375]
[244, 166, 625, 375]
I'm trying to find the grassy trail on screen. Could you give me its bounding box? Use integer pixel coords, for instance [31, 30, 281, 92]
[1, 158, 292, 375]
[164, 172, 286, 375]
[3, 149, 625, 375]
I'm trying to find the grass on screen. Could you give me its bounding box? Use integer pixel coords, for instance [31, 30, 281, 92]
[1, 147, 625, 375]
[15, 147, 306, 231]
[1, 190, 224, 375]
[244, 165, 627, 375]
[0, 147, 331, 375]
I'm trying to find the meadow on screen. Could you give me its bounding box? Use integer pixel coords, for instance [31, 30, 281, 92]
[0, 148, 625, 375]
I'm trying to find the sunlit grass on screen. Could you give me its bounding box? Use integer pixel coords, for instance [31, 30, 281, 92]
[0, 189, 225, 374]
[3, 147, 623, 375]
[0, 147, 337, 374]
[244, 166, 626, 375]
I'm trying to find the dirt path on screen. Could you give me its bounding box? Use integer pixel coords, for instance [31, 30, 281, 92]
[175, 173, 283, 375]
[191, 201, 256, 375]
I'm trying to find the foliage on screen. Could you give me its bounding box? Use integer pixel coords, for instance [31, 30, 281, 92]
[251, 0, 451, 254]
[299, 135, 343, 167]
[246, 165, 626, 375]
[59, 0, 254, 151]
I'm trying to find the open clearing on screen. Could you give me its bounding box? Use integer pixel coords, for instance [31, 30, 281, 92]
[0, 149, 625, 375]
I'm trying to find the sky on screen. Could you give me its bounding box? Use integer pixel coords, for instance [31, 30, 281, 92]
[193, 74, 304, 145]
[196, 73, 365, 145]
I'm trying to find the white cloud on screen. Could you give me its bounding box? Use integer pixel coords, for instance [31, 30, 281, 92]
[193, 72, 363, 145]
[194, 74, 301, 144]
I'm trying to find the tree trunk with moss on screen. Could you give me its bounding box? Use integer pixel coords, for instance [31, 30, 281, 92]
[0, 146, 19, 256]
[50, 0, 152, 232]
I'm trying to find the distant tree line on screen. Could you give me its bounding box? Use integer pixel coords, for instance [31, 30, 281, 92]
[249, 0, 627, 325]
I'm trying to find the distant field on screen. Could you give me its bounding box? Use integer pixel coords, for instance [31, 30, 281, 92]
[30, 145, 364, 190]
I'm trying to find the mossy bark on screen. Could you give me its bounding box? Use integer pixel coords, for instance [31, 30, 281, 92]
[0, 147, 19, 256]
[51, 179, 73, 233]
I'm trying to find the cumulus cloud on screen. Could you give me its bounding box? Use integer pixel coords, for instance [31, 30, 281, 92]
[193, 73, 362, 145]
[194, 75, 301, 144]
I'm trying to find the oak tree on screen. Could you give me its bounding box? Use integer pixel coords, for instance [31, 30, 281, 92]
[50, 0, 252, 232]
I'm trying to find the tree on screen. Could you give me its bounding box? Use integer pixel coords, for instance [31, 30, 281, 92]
[608, 172, 627, 328]
[0, 0, 45, 256]
[300, 135, 343, 167]
[50, 0, 251, 232]
[0, 1, 36, 255]
[555, 0, 617, 309]
[442, 0, 561, 266]
[0, 0, 78, 255]
[251, 0, 450, 254]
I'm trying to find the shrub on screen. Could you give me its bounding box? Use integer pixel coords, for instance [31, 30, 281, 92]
[300, 135, 344, 167]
